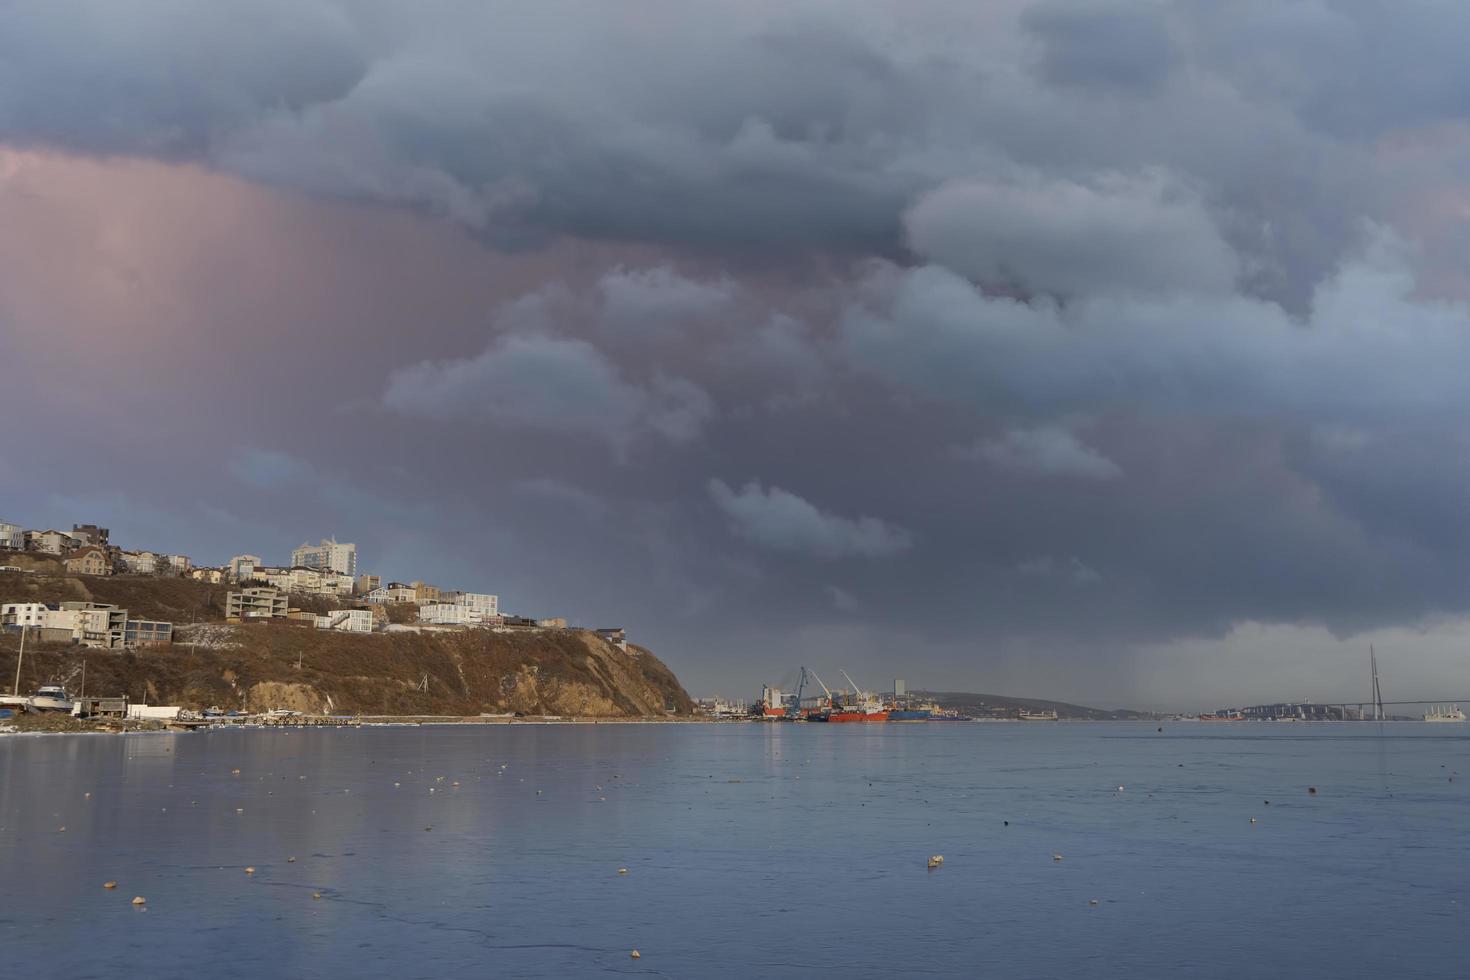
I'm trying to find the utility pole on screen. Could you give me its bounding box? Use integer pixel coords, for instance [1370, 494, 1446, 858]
[12, 624, 25, 697]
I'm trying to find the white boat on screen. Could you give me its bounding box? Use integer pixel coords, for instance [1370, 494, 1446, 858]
[27, 685, 74, 713]
[1423, 704, 1466, 722]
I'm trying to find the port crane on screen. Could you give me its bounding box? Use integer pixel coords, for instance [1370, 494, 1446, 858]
[806, 668, 835, 710]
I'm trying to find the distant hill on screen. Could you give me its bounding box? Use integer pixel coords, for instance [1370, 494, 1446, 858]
[915, 689, 1154, 720]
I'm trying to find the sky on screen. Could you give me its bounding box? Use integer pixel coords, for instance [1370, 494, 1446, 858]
[5, 0, 1470, 711]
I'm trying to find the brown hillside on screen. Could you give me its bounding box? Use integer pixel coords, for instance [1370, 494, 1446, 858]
[0, 572, 693, 717]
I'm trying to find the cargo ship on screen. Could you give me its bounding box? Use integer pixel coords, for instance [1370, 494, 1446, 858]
[888, 708, 932, 721]
[827, 704, 891, 722]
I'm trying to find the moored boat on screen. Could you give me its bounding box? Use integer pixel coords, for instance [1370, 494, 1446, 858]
[27, 685, 74, 713]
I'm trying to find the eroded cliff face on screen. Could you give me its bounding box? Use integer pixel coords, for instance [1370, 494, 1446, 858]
[0, 622, 694, 717]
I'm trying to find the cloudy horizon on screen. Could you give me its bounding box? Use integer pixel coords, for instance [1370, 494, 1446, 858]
[6, 0, 1470, 711]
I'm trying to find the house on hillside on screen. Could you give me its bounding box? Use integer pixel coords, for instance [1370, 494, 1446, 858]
[28, 529, 75, 555]
[65, 547, 112, 576]
[595, 627, 628, 650]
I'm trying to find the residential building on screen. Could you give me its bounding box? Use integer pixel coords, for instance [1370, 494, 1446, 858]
[229, 555, 261, 582]
[536, 617, 567, 630]
[356, 574, 381, 595]
[57, 602, 129, 648]
[0, 521, 24, 551]
[419, 603, 475, 626]
[411, 581, 440, 603]
[28, 529, 74, 555]
[121, 550, 161, 575]
[314, 609, 374, 633]
[364, 584, 417, 604]
[65, 547, 112, 576]
[166, 554, 191, 574]
[1, 602, 51, 629]
[226, 587, 288, 620]
[291, 538, 357, 577]
[445, 592, 499, 617]
[595, 627, 628, 650]
[188, 567, 226, 584]
[71, 524, 110, 548]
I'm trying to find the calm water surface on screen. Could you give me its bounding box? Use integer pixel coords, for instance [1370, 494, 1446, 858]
[2, 722, 1466, 978]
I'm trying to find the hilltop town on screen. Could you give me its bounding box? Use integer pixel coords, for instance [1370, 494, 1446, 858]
[0, 518, 691, 721]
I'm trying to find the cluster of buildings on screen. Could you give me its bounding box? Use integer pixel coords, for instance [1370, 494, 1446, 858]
[0, 522, 190, 579]
[0, 600, 172, 649]
[3, 518, 627, 649]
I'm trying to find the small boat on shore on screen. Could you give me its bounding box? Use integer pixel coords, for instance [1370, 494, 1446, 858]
[27, 686, 74, 713]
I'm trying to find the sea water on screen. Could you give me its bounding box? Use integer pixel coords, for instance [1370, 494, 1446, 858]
[1, 722, 1466, 978]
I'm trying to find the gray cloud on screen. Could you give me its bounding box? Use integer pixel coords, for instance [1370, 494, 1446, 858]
[1022, 1, 1175, 94]
[383, 328, 713, 453]
[905, 172, 1240, 298]
[958, 425, 1122, 480]
[844, 228, 1470, 428]
[708, 479, 913, 559]
[598, 266, 736, 340]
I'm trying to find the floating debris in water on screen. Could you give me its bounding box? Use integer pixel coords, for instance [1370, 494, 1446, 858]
[927, 855, 944, 869]
[132, 896, 146, 906]
[1089, 899, 1099, 906]
[619, 867, 628, 875]
[630, 950, 641, 959]
[288, 856, 297, 863]
[312, 892, 322, 900]
[1053, 854, 1064, 862]
[1308, 787, 1317, 795]
[103, 881, 117, 889]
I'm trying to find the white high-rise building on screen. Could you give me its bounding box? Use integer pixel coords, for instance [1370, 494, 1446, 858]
[291, 538, 357, 577]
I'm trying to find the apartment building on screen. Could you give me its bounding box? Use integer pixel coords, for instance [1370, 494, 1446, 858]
[121, 550, 160, 575]
[419, 603, 475, 626]
[291, 538, 357, 577]
[1, 602, 51, 628]
[0, 521, 23, 551]
[225, 587, 288, 620]
[229, 555, 261, 582]
[411, 581, 440, 603]
[444, 592, 499, 618]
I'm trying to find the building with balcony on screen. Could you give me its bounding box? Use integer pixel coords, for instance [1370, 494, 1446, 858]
[226, 587, 288, 620]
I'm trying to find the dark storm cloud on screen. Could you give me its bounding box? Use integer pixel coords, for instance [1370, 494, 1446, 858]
[8, 1, 1470, 706]
[1021, 0, 1175, 94]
